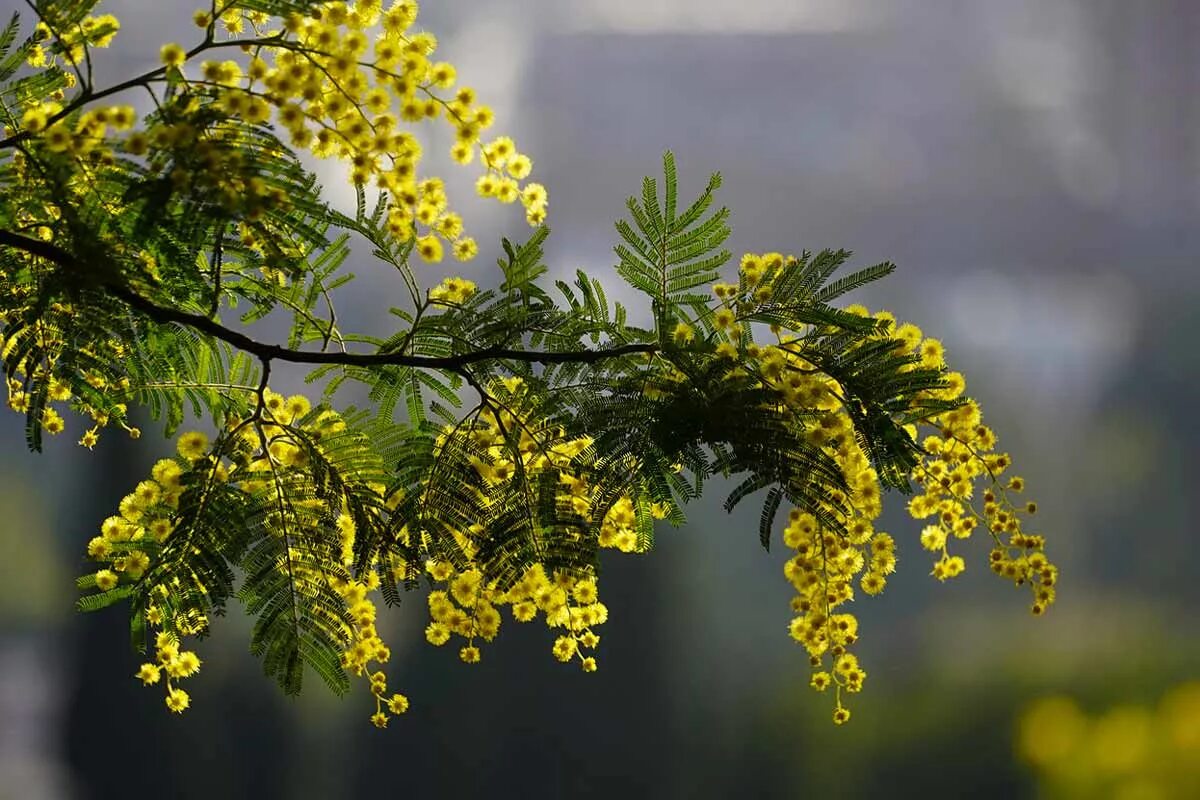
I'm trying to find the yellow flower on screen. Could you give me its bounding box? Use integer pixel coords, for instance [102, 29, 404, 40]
[713, 308, 736, 330]
[452, 237, 478, 262]
[21, 107, 49, 133]
[176, 430, 208, 460]
[429, 62, 456, 88]
[716, 342, 738, 360]
[78, 427, 100, 449]
[160, 42, 186, 68]
[175, 651, 202, 677]
[41, 407, 65, 434]
[672, 322, 694, 346]
[284, 394, 311, 420]
[507, 153, 532, 180]
[415, 235, 443, 263]
[552, 636, 577, 662]
[165, 688, 190, 713]
[86, 537, 111, 559]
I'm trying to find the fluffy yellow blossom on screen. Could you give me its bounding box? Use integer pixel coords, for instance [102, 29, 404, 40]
[176, 430, 208, 460]
[429, 276, 477, 304]
[165, 688, 190, 713]
[136, 663, 161, 685]
[160, 43, 186, 68]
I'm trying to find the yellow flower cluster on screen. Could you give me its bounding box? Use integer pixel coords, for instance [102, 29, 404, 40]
[1019, 685, 1200, 798]
[706, 259, 1059, 726]
[22, 101, 138, 160]
[762, 341, 885, 726]
[26, 13, 121, 70]
[428, 276, 477, 305]
[1, 307, 141, 445]
[136, 632, 202, 714]
[77, 388, 412, 725]
[792, 303, 1056, 724]
[411, 386, 634, 671]
[332, 567, 408, 728]
[888, 312, 1058, 615]
[16, 2, 545, 265]
[75, 380, 657, 723]
[421, 560, 606, 676]
[155, 0, 543, 261]
[83, 441, 206, 714]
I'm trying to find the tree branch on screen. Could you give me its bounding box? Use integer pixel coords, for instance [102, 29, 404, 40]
[0, 229, 658, 370]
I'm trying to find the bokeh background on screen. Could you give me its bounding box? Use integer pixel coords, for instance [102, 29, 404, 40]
[1, 1, 1198, 798]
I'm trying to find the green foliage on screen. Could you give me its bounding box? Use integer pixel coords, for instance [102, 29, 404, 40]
[615, 151, 732, 336]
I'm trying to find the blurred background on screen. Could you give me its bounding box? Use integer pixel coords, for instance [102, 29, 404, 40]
[1, 0, 1198, 798]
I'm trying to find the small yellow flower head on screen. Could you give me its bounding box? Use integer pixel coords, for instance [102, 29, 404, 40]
[176, 430, 208, 460]
[740, 253, 765, 284]
[136, 663, 161, 685]
[21, 107, 49, 134]
[507, 153, 532, 180]
[919, 525, 946, 552]
[459, 645, 481, 664]
[386, 694, 410, 714]
[475, 174, 498, 198]
[415, 235, 444, 263]
[425, 622, 450, 645]
[284, 394, 311, 420]
[484, 136, 515, 166]
[672, 322, 695, 346]
[919, 338, 945, 368]
[452, 237, 478, 262]
[165, 688, 190, 713]
[160, 43, 186, 69]
[41, 408, 65, 434]
[95, 569, 118, 591]
[152, 459, 183, 487]
[86, 537, 111, 559]
[833, 706, 851, 725]
[520, 183, 548, 210]
[78, 427, 100, 449]
[450, 141, 474, 164]
[712, 283, 738, 300]
[494, 178, 519, 204]
[429, 62, 456, 88]
[860, 572, 886, 595]
[124, 551, 150, 579]
[581, 657, 597, 673]
[370, 711, 389, 729]
[175, 651, 202, 677]
[552, 636, 577, 663]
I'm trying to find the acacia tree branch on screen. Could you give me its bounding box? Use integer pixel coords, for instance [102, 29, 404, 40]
[0, 229, 658, 370]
